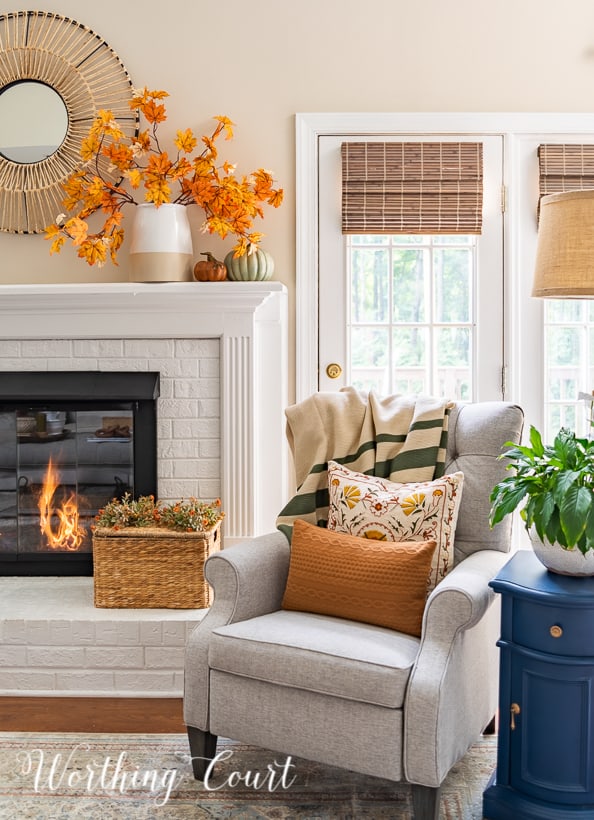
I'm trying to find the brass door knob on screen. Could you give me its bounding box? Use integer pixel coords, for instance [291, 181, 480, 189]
[326, 363, 343, 379]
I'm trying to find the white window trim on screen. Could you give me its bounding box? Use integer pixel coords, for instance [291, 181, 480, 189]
[295, 113, 594, 430]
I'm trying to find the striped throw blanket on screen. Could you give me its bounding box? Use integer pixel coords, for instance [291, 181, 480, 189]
[277, 388, 453, 540]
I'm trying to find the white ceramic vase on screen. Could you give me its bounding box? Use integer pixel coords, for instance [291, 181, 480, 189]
[128, 203, 193, 282]
[529, 528, 594, 576]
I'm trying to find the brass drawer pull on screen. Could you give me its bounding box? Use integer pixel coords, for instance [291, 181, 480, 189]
[550, 625, 563, 638]
[510, 703, 521, 731]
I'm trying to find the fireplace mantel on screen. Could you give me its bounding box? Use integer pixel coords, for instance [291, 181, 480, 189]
[0, 282, 288, 545]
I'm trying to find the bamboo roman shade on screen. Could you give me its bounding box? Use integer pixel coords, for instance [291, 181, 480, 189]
[538, 144, 594, 201]
[341, 141, 483, 234]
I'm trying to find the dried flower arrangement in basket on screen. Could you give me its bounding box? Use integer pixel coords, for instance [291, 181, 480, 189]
[93, 493, 223, 532]
[92, 494, 224, 609]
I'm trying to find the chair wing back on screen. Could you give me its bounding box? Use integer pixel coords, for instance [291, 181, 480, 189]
[445, 402, 524, 562]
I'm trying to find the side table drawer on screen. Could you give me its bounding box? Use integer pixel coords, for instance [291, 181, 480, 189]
[513, 599, 594, 656]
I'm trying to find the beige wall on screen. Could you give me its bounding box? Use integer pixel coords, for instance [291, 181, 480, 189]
[2, 0, 594, 400]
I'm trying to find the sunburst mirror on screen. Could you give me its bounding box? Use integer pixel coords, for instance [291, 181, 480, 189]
[0, 10, 136, 234]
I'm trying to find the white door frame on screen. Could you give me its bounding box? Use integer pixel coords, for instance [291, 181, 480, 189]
[295, 112, 594, 431]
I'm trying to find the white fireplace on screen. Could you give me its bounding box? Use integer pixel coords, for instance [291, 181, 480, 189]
[0, 281, 288, 695]
[0, 281, 289, 546]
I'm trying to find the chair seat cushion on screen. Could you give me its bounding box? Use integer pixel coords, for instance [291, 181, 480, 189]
[208, 609, 420, 708]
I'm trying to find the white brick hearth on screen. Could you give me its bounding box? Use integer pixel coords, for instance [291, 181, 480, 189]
[0, 282, 288, 696]
[0, 577, 205, 696]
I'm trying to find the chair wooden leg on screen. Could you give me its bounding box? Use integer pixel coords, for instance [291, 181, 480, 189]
[187, 726, 218, 780]
[411, 784, 440, 820]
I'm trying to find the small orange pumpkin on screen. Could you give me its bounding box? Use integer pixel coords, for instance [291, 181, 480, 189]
[193, 252, 227, 282]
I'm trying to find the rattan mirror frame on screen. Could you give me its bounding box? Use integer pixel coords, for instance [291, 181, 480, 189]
[0, 10, 136, 234]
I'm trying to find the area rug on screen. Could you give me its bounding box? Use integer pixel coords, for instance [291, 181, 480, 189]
[0, 732, 496, 819]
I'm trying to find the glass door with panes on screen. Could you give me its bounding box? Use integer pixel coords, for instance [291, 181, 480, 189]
[318, 135, 505, 400]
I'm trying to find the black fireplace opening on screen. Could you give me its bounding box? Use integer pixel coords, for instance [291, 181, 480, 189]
[0, 371, 159, 576]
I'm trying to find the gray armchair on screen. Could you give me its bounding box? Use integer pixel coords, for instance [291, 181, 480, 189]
[184, 401, 524, 819]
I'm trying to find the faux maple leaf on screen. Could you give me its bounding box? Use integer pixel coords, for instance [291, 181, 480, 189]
[78, 238, 108, 267]
[141, 99, 167, 125]
[66, 217, 89, 247]
[145, 179, 171, 206]
[126, 169, 143, 189]
[175, 129, 197, 154]
[214, 115, 235, 140]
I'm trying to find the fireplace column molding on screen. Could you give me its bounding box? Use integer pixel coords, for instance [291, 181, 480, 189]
[0, 282, 288, 546]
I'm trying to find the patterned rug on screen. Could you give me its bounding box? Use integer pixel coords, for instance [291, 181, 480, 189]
[0, 732, 496, 818]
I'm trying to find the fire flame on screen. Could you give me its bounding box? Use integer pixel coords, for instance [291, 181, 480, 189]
[38, 456, 83, 551]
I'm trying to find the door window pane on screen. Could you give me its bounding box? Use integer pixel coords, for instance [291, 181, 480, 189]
[436, 327, 472, 400]
[350, 326, 389, 392]
[392, 249, 429, 323]
[390, 327, 428, 394]
[393, 327, 428, 367]
[351, 247, 390, 323]
[434, 248, 472, 323]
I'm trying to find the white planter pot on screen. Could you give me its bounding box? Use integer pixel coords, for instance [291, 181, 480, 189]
[529, 529, 594, 576]
[128, 203, 193, 282]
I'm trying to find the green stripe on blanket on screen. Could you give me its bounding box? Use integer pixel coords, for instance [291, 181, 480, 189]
[277, 388, 452, 540]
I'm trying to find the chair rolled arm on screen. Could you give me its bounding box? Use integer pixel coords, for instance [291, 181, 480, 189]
[183, 530, 290, 731]
[403, 549, 510, 787]
[204, 530, 291, 623]
[421, 548, 509, 636]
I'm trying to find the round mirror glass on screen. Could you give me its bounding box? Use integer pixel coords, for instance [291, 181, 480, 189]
[0, 80, 68, 164]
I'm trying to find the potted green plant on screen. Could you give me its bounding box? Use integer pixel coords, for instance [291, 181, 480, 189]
[489, 425, 594, 575]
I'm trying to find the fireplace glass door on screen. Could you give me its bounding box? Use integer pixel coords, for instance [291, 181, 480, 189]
[0, 405, 137, 571]
[0, 371, 158, 575]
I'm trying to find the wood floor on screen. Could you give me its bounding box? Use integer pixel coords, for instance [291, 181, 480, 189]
[0, 697, 185, 733]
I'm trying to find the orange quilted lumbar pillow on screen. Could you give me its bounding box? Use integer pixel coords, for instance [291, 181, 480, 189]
[281, 518, 437, 638]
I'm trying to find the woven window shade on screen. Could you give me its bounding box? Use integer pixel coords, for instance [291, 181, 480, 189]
[341, 142, 483, 234]
[538, 144, 594, 202]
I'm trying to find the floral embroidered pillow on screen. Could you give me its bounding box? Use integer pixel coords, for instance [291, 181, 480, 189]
[327, 462, 464, 592]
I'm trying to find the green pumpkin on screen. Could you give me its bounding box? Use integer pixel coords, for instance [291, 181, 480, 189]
[224, 248, 274, 281]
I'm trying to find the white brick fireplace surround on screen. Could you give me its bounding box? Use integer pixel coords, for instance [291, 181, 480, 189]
[0, 282, 288, 697]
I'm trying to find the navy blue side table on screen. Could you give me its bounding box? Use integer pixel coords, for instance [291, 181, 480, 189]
[483, 549, 594, 819]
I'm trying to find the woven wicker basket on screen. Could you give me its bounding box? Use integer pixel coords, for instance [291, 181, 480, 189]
[92, 521, 221, 608]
